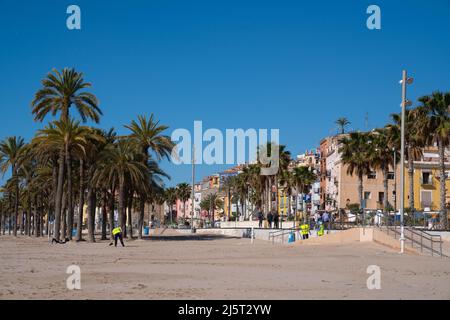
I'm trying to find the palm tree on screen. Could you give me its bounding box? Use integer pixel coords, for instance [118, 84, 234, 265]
[164, 187, 178, 224]
[0, 136, 26, 236]
[200, 193, 223, 224]
[33, 119, 92, 240]
[389, 108, 426, 213]
[335, 117, 351, 134]
[176, 183, 192, 220]
[339, 132, 372, 214]
[93, 140, 148, 237]
[31, 68, 101, 123]
[370, 128, 398, 213]
[418, 92, 450, 229]
[291, 166, 316, 220]
[125, 114, 174, 237]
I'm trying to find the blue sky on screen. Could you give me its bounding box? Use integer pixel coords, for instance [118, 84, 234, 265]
[0, 0, 449, 186]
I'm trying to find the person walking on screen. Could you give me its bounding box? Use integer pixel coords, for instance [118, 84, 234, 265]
[273, 210, 280, 229]
[257, 209, 264, 228]
[267, 211, 273, 229]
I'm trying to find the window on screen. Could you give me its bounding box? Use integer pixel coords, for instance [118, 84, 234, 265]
[368, 171, 377, 179]
[387, 172, 395, 180]
[421, 172, 432, 185]
[364, 192, 371, 200]
[378, 192, 384, 203]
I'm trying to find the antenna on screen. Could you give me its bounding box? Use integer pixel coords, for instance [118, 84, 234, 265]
[364, 112, 369, 131]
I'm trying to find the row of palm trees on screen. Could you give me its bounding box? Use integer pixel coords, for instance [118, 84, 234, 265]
[0, 68, 174, 241]
[340, 91, 449, 229]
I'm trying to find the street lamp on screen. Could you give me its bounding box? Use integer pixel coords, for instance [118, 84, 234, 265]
[399, 70, 413, 254]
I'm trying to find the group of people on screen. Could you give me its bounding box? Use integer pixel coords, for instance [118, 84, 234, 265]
[256, 209, 280, 229]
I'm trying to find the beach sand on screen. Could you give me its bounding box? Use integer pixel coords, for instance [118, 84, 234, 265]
[1, 229, 449, 300]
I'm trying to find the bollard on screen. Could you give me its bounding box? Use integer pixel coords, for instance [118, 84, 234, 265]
[251, 227, 254, 244]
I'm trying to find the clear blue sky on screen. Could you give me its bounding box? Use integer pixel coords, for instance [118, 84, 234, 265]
[0, 0, 449, 186]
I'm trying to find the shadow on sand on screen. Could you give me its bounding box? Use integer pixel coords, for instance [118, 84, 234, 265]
[140, 234, 240, 242]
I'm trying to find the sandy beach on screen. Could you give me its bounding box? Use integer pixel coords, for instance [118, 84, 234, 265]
[1, 230, 450, 300]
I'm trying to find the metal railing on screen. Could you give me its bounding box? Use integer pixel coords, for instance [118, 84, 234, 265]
[381, 225, 446, 258]
[269, 228, 299, 244]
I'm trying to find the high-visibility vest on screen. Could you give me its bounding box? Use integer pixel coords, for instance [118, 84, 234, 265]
[317, 224, 324, 236]
[301, 224, 309, 235]
[112, 227, 122, 236]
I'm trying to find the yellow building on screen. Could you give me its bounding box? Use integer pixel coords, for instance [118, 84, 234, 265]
[403, 148, 450, 214]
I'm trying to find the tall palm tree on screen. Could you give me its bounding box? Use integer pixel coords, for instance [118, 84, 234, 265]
[125, 114, 174, 237]
[291, 166, 316, 220]
[339, 132, 372, 212]
[164, 187, 178, 224]
[33, 119, 91, 240]
[418, 92, 450, 229]
[389, 108, 426, 213]
[93, 140, 148, 236]
[0, 136, 26, 236]
[31, 68, 101, 240]
[176, 183, 192, 220]
[335, 117, 351, 134]
[370, 128, 398, 213]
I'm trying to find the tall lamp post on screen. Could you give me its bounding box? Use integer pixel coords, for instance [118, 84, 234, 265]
[399, 70, 414, 254]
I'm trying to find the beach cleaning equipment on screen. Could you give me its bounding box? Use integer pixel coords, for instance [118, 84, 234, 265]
[144, 227, 149, 235]
[72, 229, 77, 237]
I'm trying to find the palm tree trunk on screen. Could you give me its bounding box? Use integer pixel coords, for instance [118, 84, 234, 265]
[109, 186, 115, 240]
[61, 190, 67, 239]
[227, 189, 231, 221]
[138, 197, 145, 239]
[101, 190, 108, 240]
[382, 167, 389, 213]
[407, 146, 415, 212]
[66, 147, 74, 240]
[87, 187, 96, 242]
[438, 139, 448, 229]
[26, 190, 32, 236]
[34, 195, 38, 237]
[53, 150, 65, 241]
[118, 180, 126, 235]
[127, 194, 133, 238]
[358, 173, 363, 225]
[13, 166, 18, 237]
[76, 159, 84, 241]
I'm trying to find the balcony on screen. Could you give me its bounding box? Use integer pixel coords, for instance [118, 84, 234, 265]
[420, 177, 434, 186]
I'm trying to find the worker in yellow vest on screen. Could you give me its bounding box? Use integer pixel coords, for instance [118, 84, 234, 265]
[109, 226, 125, 247]
[300, 223, 310, 240]
[317, 222, 325, 237]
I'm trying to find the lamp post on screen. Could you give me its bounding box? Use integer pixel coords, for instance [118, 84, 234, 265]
[191, 144, 196, 233]
[393, 147, 397, 215]
[399, 70, 413, 254]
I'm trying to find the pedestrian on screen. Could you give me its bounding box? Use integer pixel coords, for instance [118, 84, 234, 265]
[257, 209, 263, 228]
[267, 211, 273, 229]
[273, 211, 279, 229]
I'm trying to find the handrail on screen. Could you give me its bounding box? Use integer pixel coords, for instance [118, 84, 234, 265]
[269, 228, 299, 244]
[382, 225, 446, 258]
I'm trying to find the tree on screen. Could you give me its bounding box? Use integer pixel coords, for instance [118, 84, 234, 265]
[31, 68, 101, 241]
[93, 140, 148, 239]
[125, 114, 174, 238]
[176, 183, 192, 220]
[418, 92, 450, 229]
[291, 166, 316, 219]
[335, 117, 350, 134]
[339, 132, 372, 212]
[164, 187, 178, 224]
[370, 128, 398, 213]
[0, 136, 26, 236]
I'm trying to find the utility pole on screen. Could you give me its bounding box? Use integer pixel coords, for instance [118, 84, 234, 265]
[191, 144, 196, 233]
[399, 70, 413, 254]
